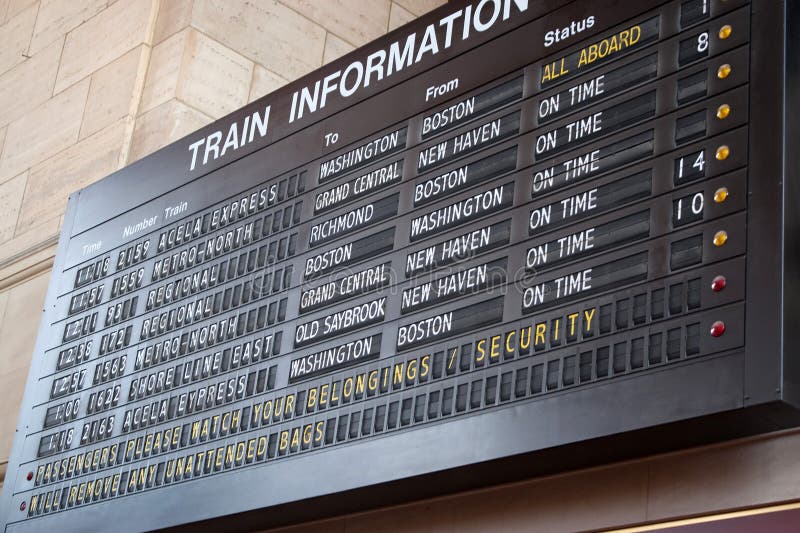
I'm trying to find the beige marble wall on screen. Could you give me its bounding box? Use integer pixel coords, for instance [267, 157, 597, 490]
[0, 1, 797, 530]
[264, 429, 800, 533]
[0, 0, 445, 490]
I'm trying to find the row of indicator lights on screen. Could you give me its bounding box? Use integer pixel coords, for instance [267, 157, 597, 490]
[711, 19, 732, 342]
[713, 21, 734, 314]
[711, 136, 728, 338]
[717, 24, 733, 85]
[714, 21, 732, 291]
[711, 191, 727, 334]
[15, 23, 743, 517]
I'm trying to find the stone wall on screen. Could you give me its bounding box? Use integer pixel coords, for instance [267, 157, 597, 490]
[0, 0, 444, 488]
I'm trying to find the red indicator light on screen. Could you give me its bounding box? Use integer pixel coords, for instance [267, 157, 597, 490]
[26, 471, 33, 481]
[711, 275, 727, 292]
[19, 501, 26, 512]
[710, 321, 726, 337]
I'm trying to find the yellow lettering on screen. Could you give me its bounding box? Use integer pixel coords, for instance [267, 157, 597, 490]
[100, 477, 110, 500]
[520, 326, 532, 351]
[247, 438, 256, 461]
[307, 388, 317, 409]
[505, 330, 516, 353]
[420, 355, 430, 378]
[489, 335, 501, 361]
[535, 323, 547, 347]
[578, 25, 641, 68]
[173, 458, 183, 480]
[406, 359, 418, 382]
[476, 339, 486, 362]
[568, 312, 579, 336]
[191, 420, 201, 440]
[343, 377, 354, 399]
[393, 363, 405, 386]
[631, 25, 641, 45]
[584, 308, 596, 333]
[541, 59, 569, 83]
[284, 394, 295, 417]
[125, 439, 135, 460]
[205, 450, 215, 472]
[320, 384, 329, 407]
[619, 29, 630, 47]
[196, 451, 206, 474]
[330, 383, 339, 403]
[215, 447, 224, 470]
[257, 436, 267, 457]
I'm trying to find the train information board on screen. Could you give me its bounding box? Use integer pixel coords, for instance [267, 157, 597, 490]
[2, 0, 799, 530]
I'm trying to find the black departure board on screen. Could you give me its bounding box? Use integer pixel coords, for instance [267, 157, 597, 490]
[3, 0, 800, 530]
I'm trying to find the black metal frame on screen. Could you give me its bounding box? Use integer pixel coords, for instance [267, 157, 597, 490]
[1, 0, 799, 531]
